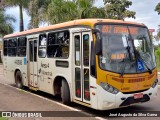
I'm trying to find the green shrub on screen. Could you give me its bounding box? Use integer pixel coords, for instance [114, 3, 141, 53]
[155, 47, 160, 71]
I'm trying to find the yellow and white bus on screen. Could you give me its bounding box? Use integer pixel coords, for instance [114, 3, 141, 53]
[3, 19, 158, 110]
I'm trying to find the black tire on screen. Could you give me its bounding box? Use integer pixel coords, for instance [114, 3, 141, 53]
[61, 80, 71, 105]
[15, 71, 23, 89]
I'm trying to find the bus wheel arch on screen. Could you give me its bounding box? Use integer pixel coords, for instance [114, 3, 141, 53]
[15, 69, 23, 89]
[53, 76, 71, 105]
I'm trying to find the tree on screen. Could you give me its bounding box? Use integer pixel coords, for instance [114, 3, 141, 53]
[76, 0, 95, 18]
[81, 7, 106, 18]
[46, 0, 106, 24]
[46, 0, 79, 24]
[155, 2, 160, 15]
[75, 0, 106, 19]
[0, 0, 5, 8]
[103, 0, 136, 20]
[157, 31, 160, 39]
[4, 0, 28, 31]
[27, 0, 51, 29]
[156, 47, 160, 65]
[0, 8, 16, 36]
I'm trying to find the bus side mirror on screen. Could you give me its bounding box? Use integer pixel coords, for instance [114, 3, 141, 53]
[92, 29, 102, 55]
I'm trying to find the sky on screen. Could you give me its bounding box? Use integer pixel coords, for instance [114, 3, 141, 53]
[5, 0, 160, 36]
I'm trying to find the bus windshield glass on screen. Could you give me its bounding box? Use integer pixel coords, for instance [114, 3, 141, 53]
[95, 24, 156, 74]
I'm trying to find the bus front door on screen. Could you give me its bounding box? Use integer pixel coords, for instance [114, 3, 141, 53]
[74, 32, 91, 104]
[28, 39, 38, 89]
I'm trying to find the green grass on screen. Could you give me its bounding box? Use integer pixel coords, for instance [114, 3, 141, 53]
[0, 118, 8, 120]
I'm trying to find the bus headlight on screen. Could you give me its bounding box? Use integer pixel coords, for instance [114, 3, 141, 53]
[152, 79, 158, 88]
[100, 82, 119, 94]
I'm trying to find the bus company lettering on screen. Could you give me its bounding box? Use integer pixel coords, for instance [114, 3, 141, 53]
[15, 60, 22, 65]
[41, 62, 49, 68]
[41, 70, 52, 76]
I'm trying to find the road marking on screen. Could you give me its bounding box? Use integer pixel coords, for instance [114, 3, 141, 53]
[0, 82, 105, 120]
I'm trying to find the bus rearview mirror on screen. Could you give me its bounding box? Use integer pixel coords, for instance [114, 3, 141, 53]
[92, 29, 102, 55]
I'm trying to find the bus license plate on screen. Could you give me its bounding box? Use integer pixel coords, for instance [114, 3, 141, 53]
[133, 93, 143, 99]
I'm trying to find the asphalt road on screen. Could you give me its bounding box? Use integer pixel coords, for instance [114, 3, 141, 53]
[0, 64, 160, 120]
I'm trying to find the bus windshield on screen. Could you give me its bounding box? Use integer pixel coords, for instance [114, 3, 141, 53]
[95, 24, 156, 74]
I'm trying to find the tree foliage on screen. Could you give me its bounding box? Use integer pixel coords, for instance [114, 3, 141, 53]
[155, 47, 160, 65]
[103, 0, 136, 20]
[46, 0, 77, 24]
[76, 0, 95, 18]
[155, 2, 160, 15]
[27, 0, 51, 29]
[46, 0, 106, 24]
[0, 8, 16, 36]
[157, 31, 160, 39]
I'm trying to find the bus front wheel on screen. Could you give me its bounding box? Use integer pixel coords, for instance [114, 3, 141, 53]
[15, 71, 23, 89]
[61, 80, 71, 105]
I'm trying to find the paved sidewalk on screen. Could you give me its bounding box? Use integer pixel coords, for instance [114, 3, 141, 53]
[0, 83, 96, 120]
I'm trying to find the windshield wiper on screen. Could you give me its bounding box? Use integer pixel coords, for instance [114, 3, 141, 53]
[120, 35, 133, 77]
[120, 53, 127, 76]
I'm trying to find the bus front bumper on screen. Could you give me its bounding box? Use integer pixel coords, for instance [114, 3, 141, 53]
[96, 84, 158, 110]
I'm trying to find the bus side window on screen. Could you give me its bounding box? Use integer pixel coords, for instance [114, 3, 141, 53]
[57, 31, 69, 57]
[38, 34, 47, 58]
[47, 30, 69, 58]
[3, 40, 8, 56]
[47, 32, 57, 57]
[17, 37, 27, 57]
[8, 38, 17, 56]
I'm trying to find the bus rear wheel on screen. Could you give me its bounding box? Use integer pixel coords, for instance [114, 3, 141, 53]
[61, 80, 71, 105]
[15, 71, 23, 89]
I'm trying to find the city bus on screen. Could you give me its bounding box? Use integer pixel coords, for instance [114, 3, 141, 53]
[3, 19, 158, 110]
